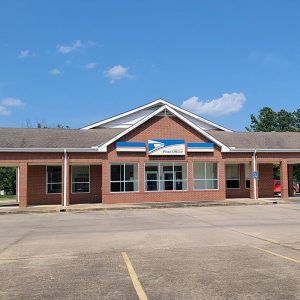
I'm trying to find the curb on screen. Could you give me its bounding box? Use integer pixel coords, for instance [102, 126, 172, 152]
[0, 200, 286, 215]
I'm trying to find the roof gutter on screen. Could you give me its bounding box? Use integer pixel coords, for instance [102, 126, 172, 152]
[227, 148, 300, 153]
[0, 147, 99, 153]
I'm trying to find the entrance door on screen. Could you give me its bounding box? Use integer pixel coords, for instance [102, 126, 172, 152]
[146, 171, 158, 191]
[164, 172, 173, 190]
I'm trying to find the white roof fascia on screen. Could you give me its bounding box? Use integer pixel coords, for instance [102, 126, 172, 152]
[0, 148, 99, 153]
[81, 99, 166, 130]
[97, 105, 168, 152]
[81, 98, 231, 132]
[228, 148, 300, 153]
[163, 106, 230, 151]
[98, 104, 230, 152]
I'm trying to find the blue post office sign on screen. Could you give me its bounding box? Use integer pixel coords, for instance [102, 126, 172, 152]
[148, 139, 185, 155]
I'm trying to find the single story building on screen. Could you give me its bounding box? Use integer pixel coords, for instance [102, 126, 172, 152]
[1, 99, 299, 207]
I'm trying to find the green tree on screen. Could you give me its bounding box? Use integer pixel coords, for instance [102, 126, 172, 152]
[276, 109, 295, 132]
[246, 107, 300, 182]
[0, 167, 16, 194]
[246, 107, 278, 132]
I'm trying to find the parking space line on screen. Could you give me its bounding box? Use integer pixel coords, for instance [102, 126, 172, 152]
[121, 252, 148, 300]
[252, 246, 300, 264]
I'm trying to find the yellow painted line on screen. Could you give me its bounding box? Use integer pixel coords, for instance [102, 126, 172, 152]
[252, 246, 300, 264]
[121, 252, 148, 300]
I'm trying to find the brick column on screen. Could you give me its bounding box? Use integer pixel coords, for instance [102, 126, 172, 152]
[140, 160, 145, 194]
[280, 160, 289, 199]
[288, 164, 294, 197]
[102, 161, 109, 204]
[19, 163, 28, 208]
[188, 160, 193, 192]
[219, 160, 226, 200]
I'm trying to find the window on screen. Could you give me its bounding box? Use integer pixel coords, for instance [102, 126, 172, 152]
[47, 166, 62, 193]
[144, 162, 187, 191]
[226, 164, 240, 188]
[245, 163, 250, 189]
[72, 166, 90, 193]
[193, 162, 218, 190]
[110, 163, 138, 192]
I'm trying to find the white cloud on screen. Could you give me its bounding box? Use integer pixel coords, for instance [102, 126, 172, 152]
[0, 105, 10, 116]
[104, 65, 135, 83]
[248, 51, 289, 66]
[1, 97, 25, 107]
[85, 62, 97, 69]
[50, 68, 62, 76]
[0, 97, 25, 116]
[18, 50, 34, 58]
[181, 93, 246, 116]
[56, 40, 83, 54]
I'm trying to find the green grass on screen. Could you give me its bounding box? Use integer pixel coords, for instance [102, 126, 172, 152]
[0, 195, 16, 200]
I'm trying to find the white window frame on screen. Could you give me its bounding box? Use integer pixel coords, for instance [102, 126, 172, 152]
[46, 165, 62, 194]
[245, 163, 251, 189]
[110, 163, 139, 193]
[192, 162, 219, 191]
[144, 162, 188, 192]
[226, 164, 240, 189]
[71, 165, 90, 194]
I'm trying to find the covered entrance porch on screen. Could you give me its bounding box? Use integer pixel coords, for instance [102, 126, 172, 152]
[0, 153, 103, 208]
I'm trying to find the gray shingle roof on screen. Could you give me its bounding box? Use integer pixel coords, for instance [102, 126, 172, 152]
[207, 131, 300, 149]
[0, 128, 124, 149]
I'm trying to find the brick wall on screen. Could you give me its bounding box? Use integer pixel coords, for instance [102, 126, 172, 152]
[258, 164, 274, 198]
[27, 164, 102, 205]
[226, 164, 250, 198]
[70, 165, 102, 204]
[101, 116, 226, 204]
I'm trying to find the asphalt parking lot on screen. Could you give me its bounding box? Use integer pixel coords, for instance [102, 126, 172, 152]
[0, 204, 300, 300]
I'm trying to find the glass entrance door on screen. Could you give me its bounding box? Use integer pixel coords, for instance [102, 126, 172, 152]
[146, 172, 158, 191]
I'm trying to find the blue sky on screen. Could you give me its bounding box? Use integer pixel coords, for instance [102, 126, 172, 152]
[0, 0, 300, 130]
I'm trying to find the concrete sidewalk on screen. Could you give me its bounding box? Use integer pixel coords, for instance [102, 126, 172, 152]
[0, 197, 297, 215]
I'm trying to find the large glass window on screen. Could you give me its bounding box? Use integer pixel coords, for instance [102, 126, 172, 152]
[193, 162, 218, 190]
[145, 162, 187, 191]
[72, 166, 90, 193]
[226, 164, 240, 188]
[110, 163, 138, 192]
[245, 163, 251, 189]
[47, 166, 62, 194]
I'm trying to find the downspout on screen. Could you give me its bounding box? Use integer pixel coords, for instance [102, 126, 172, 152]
[253, 150, 257, 200]
[63, 149, 67, 207]
[17, 166, 20, 203]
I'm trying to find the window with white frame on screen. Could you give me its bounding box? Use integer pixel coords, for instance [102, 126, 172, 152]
[193, 162, 218, 190]
[47, 166, 62, 193]
[144, 162, 187, 191]
[245, 163, 251, 189]
[226, 164, 240, 188]
[110, 163, 138, 192]
[72, 165, 90, 193]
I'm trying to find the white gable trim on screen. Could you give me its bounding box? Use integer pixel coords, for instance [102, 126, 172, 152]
[81, 98, 232, 132]
[97, 105, 168, 151]
[81, 99, 164, 130]
[164, 101, 232, 132]
[97, 104, 229, 152]
[163, 106, 230, 151]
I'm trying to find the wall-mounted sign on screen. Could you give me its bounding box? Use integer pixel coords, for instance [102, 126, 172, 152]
[148, 139, 185, 155]
[116, 142, 146, 152]
[187, 143, 214, 152]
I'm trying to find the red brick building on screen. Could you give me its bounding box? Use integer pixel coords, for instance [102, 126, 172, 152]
[0, 99, 298, 208]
